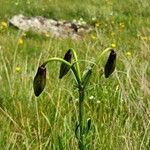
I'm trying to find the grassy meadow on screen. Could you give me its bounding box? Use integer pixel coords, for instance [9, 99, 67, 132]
[0, 0, 150, 149]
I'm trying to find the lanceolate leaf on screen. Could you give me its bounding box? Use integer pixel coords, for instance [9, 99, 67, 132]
[104, 49, 116, 78]
[59, 49, 72, 79]
[86, 118, 91, 134]
[82, 65, 93, 88]
[33, 65, 46, 96]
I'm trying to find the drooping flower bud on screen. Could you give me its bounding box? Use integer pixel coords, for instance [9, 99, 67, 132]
[33, 65, 46, 96]
[59, 49, 72, 79]
[104, 49, 116, 78]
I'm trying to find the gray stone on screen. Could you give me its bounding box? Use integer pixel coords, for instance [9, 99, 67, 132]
[9, 15, 92, 39]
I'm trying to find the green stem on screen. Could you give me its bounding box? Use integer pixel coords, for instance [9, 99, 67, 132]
[78, 85, 84, 150]
[42, 56, 84, 149]
[42, 57, 81, 85]
[70, 48, 81, 81]
[96, 47, 112, 64]
[76, 48, 112, 150]
[42, 57, 72, 67]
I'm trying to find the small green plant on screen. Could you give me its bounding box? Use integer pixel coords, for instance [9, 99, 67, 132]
[33, 48, 116, 149]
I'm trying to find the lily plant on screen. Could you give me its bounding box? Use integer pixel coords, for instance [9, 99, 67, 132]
[33, 48, 116, 150]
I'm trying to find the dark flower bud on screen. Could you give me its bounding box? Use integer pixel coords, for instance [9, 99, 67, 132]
[104, 49, 116, 78]
[59, 49, 72, 79]
[33, 65, 46, 96]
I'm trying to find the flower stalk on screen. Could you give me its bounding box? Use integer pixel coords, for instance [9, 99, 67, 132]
[33, 48, 116, 149]
[78, 85, 84, 150]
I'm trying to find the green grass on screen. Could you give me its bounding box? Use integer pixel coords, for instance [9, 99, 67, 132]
[0, 0, 150, 149]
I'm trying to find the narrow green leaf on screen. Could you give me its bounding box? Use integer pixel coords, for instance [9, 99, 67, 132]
[58, 136, 64, 150]
[104, 49, 116, 78]
[33, 65, 46, 96]
[82, 65, 93, 88]
[75, 122, 79, 139]
[87, 118, 91, 132]
[84, 118, 91, 135]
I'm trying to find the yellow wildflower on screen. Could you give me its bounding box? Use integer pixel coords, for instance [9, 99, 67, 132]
[126, 51, 132, 57]
[16, 66, 21, 72]
[44, 32, 50, 37]
[111, 21, 115, 25]
[95, 23, 100, 27]
[111, 43, 116, 48]
[111, 32, 115, 36]
[18, 38, 24, 45]
[119, 22, 125, 28]
[142, 36, 149, 41]
[91, 35, 96, 40]
[1, 21, 8, 30]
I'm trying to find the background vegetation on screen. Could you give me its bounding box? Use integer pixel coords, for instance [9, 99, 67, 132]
[0, 0, 150, 149]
